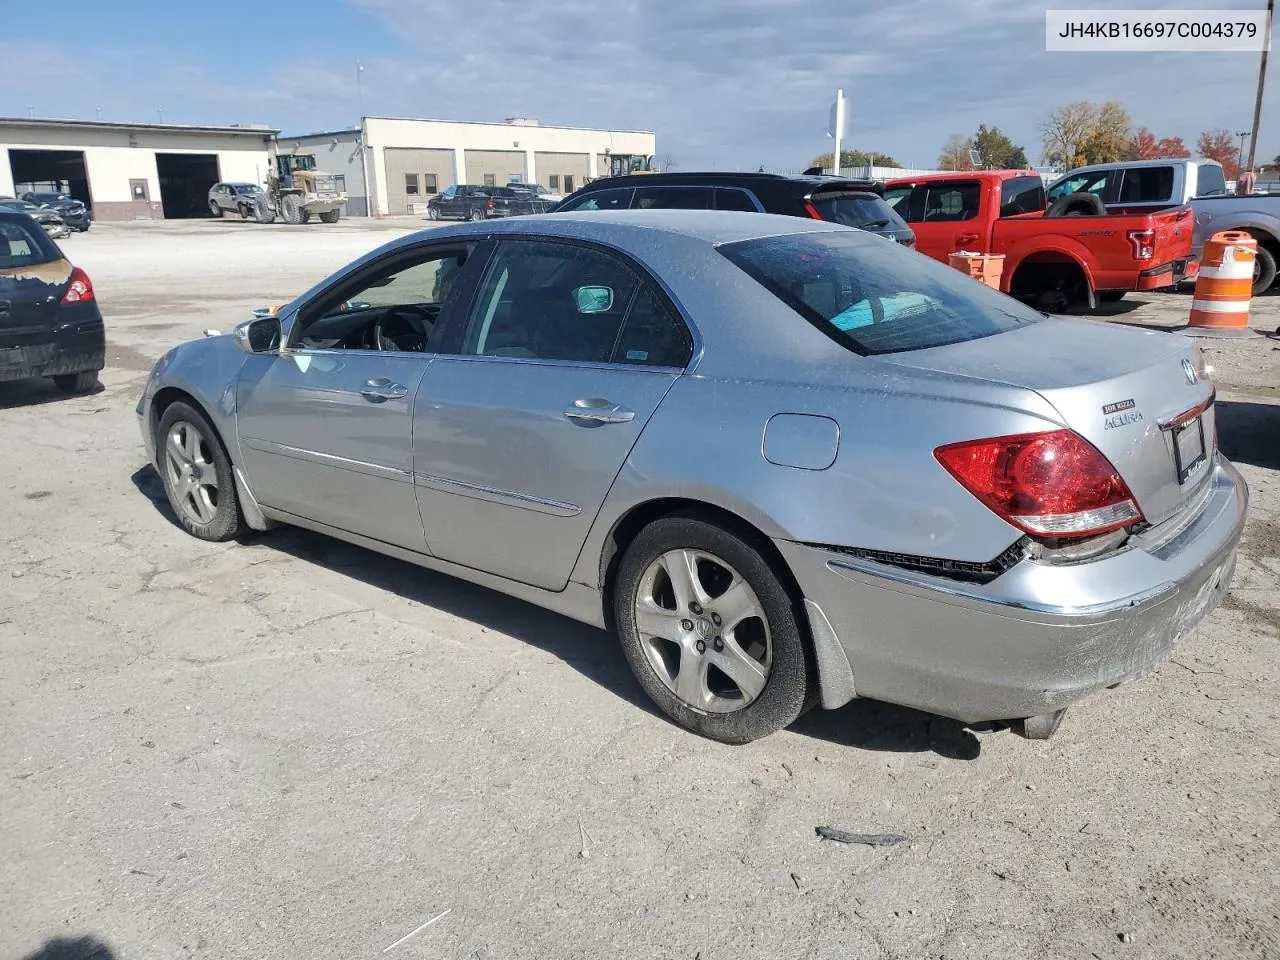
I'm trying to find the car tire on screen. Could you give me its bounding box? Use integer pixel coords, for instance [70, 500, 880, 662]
[209, 201, 224, 218]
[1252, 242, 1277, 294]
[52, 371, 99, 394]
[318, 209, 340, 223]
[155, 401, 247, 542]
[470, 208, 485, 221]
[613, 514, 811, 744]
[281, 194, 303, 224]
[428, 207, 440, 221]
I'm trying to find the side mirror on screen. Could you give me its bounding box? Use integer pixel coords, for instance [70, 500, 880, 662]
[573, 285, 614, 314]
[234, 316, 282, 354]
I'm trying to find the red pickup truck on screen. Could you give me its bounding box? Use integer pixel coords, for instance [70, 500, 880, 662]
[883, 170, 1197, 311]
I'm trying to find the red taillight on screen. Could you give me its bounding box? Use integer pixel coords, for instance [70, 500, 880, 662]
[1127, 229, 1155, 261]
[803, 201, 824, 220]
[935, 429, 1143, 538]
[487, 198, 494, 209]
[61, 266, 94, 303]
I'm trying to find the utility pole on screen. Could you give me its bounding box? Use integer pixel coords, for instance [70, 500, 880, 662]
[356, 61, 365, 120]
[1237, 130, 1250, 172]
[1246, 0, 1274, 173]
[829, 88, 846, 175]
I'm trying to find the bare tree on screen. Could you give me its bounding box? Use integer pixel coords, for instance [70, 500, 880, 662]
[1039, 100, 1096, 167]
[937, 134, 975, 171]
[659, 153, 677, 172]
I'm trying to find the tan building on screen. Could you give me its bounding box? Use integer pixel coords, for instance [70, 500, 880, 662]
[0, 118, 277, 221]
[282, 116, 657, 217]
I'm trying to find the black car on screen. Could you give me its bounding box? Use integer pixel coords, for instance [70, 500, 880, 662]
[21, 191, 92, 232]
[0, 210, 104, 393]
[553, 172, 916, 246]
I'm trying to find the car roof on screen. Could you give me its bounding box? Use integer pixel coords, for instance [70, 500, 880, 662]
[421, 208, 849, 246]
[577, 171, 881, 192]
[885, 170, 1037, 186]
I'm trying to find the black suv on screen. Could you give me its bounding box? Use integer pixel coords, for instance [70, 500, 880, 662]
[552, 172, 915, 247]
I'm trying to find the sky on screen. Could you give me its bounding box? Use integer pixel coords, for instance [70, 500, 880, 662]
[1, 0, 1276, 171]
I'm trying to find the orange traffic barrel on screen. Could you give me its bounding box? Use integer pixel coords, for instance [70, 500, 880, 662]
[948, 252, 1005, 290]
[1187, 231, 1258, 337]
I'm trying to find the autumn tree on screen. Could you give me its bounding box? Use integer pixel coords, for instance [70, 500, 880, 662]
[937, 134, 975, 171]
[1157, 136, 1191, 159]
[1128, 128, 1160, 160]
[1197, 129, 1239, 180]
[973, 125, 1029, 168]
[1041, 100, 1132, 167]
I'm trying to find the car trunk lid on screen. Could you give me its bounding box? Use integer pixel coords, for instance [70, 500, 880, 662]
[877, 317, 1215, 528]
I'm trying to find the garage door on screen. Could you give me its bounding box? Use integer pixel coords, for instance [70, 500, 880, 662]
[464, 150, 527, 189]
[384, 147, 455, 215]
[534, 152, 589, 195]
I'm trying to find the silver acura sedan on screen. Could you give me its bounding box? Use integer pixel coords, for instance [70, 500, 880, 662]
[137, 210, 1247, 743]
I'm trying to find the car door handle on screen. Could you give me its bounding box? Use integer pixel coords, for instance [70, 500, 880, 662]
[564, 398, 635, 424]
[955, 233, 980, 246]
[360, 378, 408, 401]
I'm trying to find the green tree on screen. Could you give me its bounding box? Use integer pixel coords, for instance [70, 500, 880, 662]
[810, 149, 901, 171]
[972, 125, 1029, 169]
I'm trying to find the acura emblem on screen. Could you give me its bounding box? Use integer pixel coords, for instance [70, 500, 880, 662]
[1182, 359, 1198, 385]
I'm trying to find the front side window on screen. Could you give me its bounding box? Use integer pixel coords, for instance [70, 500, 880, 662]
[558, 188, 634, 212]
[292, 246, 472, 353]
[1196, 164, 1227, 197]
[459, 239, 649, 364]
[633, 186, 714, 210]
[1047, 171, 1116, 203]
[719, 230, 1043, 355]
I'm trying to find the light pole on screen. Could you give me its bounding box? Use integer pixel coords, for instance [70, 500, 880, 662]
[1237, 130, 1251, 173]
[356, 61, 365, 119]
[1245, 0, 1274, 174]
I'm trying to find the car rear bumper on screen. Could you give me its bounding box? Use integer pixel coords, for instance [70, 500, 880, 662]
[0, 314, 105, 384]
[776, 456, 1248, 724]
[1136, 256, 1199, 290]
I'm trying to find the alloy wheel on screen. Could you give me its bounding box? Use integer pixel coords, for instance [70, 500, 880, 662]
[633, 549, 772, 713]
[163, 420, 221, 525]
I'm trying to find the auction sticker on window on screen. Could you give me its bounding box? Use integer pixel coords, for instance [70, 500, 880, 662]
[1046, 9, 1270, 51]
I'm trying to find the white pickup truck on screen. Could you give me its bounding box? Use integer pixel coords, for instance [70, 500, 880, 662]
[1047, 159, 1277, 293]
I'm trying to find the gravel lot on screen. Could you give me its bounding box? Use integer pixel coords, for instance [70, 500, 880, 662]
[2, 219, 1278, 960]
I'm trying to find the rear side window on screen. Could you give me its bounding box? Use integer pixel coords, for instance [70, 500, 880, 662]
[0, 218, 58, 268]
[714, 188, 758, 212]
[1196, 164, 1227, 197]
[632, 186, 714, 210]
[613, 285, 693, 367]
[558, 188, 633, 211]
[809, 192, 905, 230]
[1117, 166, 1174, 203]
[999, 176, 1046, 216]
[719, 230, 1043, 355]
[922, 183, 980, 222]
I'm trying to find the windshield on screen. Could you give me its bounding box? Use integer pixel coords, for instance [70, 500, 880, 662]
[718, 230, 1043, 355]
[26, 193, 68, 204]
[232, 184, 263, 194]
[0, 217, 60, 268]
[809, 192, 907, 230]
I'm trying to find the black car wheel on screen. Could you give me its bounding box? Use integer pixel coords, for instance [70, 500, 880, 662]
[209, 200, 224, 218]
[52, 371, 100, 394]
[469, 208, 485, 222]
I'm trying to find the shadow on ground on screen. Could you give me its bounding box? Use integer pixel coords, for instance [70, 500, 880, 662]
[23, 937, 117, 960]
[0, 377, 101, 410]
[1217, 399, 1280, 470]
[131, 465, 982, 756]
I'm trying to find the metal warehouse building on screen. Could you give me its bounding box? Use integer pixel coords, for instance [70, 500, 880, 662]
[0, 118, 277, 221]
[283, 116, 657, 217]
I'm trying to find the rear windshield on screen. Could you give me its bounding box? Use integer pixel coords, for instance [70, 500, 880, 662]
[718, 230, 1043, 355]
[1118, 166, 1174, 203]
[0, 216, 59, 268]
[809, 192, 907, 231]
[1196, 164, 1228, 197]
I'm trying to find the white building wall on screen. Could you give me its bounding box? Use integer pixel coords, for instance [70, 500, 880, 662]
[1, 122, 272, 219]
[363, 117, 655, 216]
